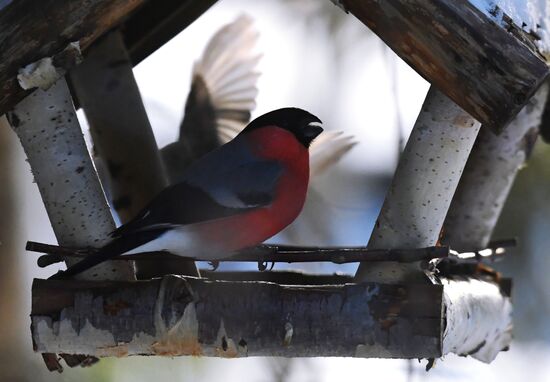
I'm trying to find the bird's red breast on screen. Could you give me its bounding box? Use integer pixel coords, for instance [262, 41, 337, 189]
[195, 126, 310, 251]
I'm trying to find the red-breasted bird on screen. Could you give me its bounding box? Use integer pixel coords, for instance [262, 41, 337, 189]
[51, 108, 323, 279]
[159, 14, 356, 248]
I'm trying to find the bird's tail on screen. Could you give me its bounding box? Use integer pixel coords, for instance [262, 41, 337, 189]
[49, 231, 161, 280]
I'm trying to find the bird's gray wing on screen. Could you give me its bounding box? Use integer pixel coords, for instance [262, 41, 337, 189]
[113, 143, 282, 237]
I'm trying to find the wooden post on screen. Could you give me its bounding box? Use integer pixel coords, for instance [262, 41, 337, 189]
[7, 78, 134, 282]
[70, 31, 167, 222]
[355, 87, 481, 283]
[70, 31, 198, 278]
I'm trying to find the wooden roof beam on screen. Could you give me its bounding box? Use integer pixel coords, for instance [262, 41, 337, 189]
[336, 0, 549, 132]
[0, 0, 216, 116]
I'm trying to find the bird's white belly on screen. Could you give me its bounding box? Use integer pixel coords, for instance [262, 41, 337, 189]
[122, 229, 195, 256]
[121, 228, 225, 260]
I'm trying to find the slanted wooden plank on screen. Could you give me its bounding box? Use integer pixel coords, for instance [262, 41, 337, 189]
[31, 276, 443, 358]
[338, 0, 549, 131]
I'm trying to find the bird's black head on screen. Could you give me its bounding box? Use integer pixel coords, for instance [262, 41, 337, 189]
[242, 107, 323, 148]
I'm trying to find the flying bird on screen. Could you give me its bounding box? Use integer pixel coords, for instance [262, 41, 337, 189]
[52, 108, 323, 279]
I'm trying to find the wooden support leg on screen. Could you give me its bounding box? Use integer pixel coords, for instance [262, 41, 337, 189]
[7, 78, 135, 282]
[356, 87, 481, 283]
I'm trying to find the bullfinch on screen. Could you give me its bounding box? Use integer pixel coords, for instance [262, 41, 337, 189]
[51, 107, 323, 279]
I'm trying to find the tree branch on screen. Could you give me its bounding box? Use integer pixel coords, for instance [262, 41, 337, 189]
[30, 273, 512, 362]
[7, 76, 135, 371]
[26, 241, 450, 268]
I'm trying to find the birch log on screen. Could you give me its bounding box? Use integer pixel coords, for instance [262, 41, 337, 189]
[441, 277, 512, 363]
[7, 78, 134, 281]
[31, 276, 443, 358]
[437, 82, 549, 364]
[70, 31, 198, 278]
[355, 87, 481, 283]
[442, 85, 549, 250]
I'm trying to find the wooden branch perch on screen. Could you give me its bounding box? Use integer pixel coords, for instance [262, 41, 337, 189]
[26, 241, 449, 268]
[339, 0, 549, 131]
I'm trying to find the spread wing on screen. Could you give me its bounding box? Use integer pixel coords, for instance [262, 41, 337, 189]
[161, 15, 260, 184]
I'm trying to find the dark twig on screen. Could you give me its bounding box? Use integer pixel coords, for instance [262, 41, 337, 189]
[28, 239, 516, 273]
[27, 241, 449, 267]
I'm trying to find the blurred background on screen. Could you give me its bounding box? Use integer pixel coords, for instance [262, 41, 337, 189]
[1, 0, 550, 381]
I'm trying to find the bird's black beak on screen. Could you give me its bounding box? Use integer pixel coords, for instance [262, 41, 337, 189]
[303, 123, 324, 145]
[305, 124, 323, 139]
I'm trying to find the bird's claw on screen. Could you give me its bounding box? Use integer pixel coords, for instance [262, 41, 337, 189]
[208, 260, 220, 271]
[257, 261, 275, 271]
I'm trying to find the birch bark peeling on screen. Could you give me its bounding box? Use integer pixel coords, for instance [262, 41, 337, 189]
[7, 79, 134, 281]
[356, 87, 481, 283]
[442, 277, 512, 363]
[70, 31, 198, 278]
[31, 276, 443, 358]
[442, 85, 549, 251]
